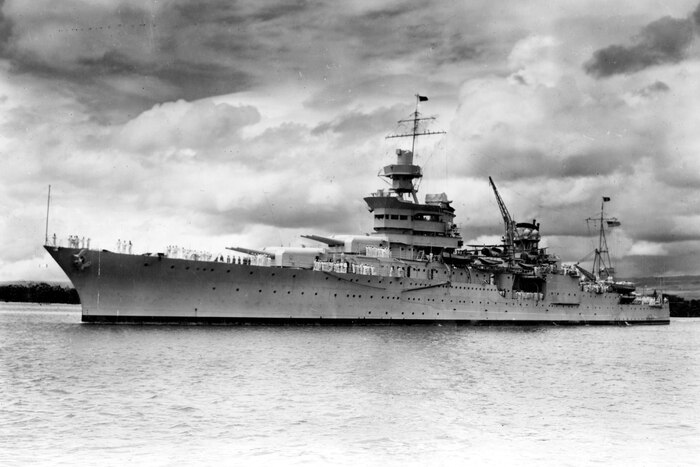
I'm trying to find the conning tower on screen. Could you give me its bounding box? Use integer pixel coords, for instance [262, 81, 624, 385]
[364, 95, 462, 259]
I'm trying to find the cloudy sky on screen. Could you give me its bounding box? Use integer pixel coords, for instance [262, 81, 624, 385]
[2, 0, 700, 282]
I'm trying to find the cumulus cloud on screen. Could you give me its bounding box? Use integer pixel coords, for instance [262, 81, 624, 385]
[584, 4, 700, 78]
[0, 0, 12, 53]
[3, 0, 700, 282]
[508, 36, 564, 87]
[635, 80, 669, 96]
[110, 99, 382, 236]
[441, 19, 700, 274]
[117, 100, 261, 155]
[447, 37, 662, 186]
[628, 241, 668, 256]
[0, 0, 504, 123]
[0, 63, 403, 282]
[311, 104, 409, 145]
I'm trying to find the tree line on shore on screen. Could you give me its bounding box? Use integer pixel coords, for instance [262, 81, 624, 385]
[1, 282, 699, 317]
[0, 282, 79, 304]
[664, 294, 700, 317]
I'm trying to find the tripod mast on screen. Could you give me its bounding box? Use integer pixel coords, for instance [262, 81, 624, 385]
[384, 94, 446, 203]
[587, 196, 619, 280]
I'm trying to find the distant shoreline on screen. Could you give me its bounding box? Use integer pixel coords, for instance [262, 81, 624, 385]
[2, 281, 699, 317]
[0, 282, 79, 305]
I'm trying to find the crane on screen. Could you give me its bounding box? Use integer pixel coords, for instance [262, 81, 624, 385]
[488, 176, 515, 260]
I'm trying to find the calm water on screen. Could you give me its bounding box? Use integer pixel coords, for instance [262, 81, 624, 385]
[1, 304, 699, 466]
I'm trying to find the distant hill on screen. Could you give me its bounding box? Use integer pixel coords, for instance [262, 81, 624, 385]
[629, 275, 700, 300]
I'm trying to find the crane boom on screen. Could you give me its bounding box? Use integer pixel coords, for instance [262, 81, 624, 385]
[488, 176, 515, 257]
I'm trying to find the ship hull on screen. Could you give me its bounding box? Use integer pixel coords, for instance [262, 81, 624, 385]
[46, 246, 670, 325]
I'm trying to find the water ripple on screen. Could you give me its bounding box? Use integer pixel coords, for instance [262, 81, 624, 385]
[1, 304, 699, 466]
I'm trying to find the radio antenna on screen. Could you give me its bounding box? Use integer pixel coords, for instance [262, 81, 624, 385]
[385, 94, 446, 156]
[45, 184, 51, 245]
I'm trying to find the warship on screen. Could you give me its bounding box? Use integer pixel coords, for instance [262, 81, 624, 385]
[45, 96, 669, 324]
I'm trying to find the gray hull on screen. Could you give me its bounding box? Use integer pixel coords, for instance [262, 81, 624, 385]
[46, 246, 670, 325]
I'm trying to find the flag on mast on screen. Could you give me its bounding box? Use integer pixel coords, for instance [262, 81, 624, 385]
[417, 95, 428, 102]
[602, 196, 610, 202]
